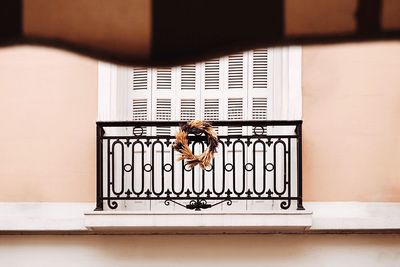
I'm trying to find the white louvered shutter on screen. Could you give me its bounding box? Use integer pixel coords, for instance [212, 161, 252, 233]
[228, 53, 244, 90]
[222, 53, 248, 211]
[151, 67, 176, 211]
[180, 99, 196, 120]
[226, 53, 248, 135]
[126, 48, 275, 212]
[130, 67, 152, 136]
[202, 97, 221, 190]
[203, 99, 220, 119]
[252, 98, 268, 120]
[126, 67, 153, 211]
[133, 67, 149, 90]
[202, 95, 222, 200]
[248, 48, 272, 122]
[152, 67, 176, 136]
[176, 64, 202, 210]
[177, 64, 201, 121]
[130, 67, 151, 123]
[252, 49, 269, 89]
[204, 59, 220, 90]
[198, 58, 225, 210]
[155, 68, 172, 90]
[202, 58, 223, 136]
[227, 98, 244, 135]
[203, 99, 220, 123]
[132, 99, 148, 135]
[155, 98, 172, 135]
[247, 49, 273, 211]
[181, 64, 196, 90]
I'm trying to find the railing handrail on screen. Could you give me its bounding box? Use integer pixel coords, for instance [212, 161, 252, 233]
[97, 120, 303, 127]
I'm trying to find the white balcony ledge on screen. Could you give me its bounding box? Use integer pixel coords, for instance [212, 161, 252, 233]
[3, 202, 400, 233]
[84, 210, 312, 233]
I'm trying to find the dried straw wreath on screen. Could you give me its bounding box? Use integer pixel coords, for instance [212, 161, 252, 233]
[172, 120, 218, 169]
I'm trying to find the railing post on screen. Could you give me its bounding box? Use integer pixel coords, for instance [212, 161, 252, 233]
[296, 122, 305, 210]
[95, 123, 104, 211]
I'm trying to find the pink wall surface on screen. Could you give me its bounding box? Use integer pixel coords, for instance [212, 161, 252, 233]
[0, 46, 97, 201]
[302, 41, 400, 201]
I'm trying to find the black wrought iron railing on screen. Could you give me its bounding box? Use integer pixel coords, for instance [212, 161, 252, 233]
[95, 120, 304, 211]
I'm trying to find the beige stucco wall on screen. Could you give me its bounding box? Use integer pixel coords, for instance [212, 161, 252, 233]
[302, 41, 400, 201]
[0, 42, 399, 202]
[0, 234, 400, 266]
[0, 46, 97, 201]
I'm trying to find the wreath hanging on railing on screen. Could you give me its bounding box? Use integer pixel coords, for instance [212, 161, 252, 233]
[172, 120, 218, 169]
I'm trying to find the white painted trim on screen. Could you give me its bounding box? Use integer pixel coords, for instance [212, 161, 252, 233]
[288, 46, 302, 119]
[98, 62, 128, 121]
[306, 202, 400, 230]
[2, 202, 400, 233]
[98, 62, 117, 121]
[270, 46, 302, 120]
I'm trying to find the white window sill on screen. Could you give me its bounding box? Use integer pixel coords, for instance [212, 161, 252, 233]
[84, 210, 313, 233]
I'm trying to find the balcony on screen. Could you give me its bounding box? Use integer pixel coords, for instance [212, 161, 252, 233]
[94, 120, 305, 212]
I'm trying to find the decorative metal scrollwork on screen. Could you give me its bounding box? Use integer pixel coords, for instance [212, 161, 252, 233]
[95, 121, 304, 211]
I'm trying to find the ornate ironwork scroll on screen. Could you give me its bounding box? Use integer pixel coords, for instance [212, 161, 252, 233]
[95, 120, 304, 211]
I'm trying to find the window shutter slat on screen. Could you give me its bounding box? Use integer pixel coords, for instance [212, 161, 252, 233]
[252, 98, 268, 120]
[132, 68, 148, 90]
[156, 99, 172, 135]
[204, 99, 220, 121]
[252, 49, 268, 89]
[204, 59, 220, 90]
[181, 64, 196, 90]
[228, 98, 243, 135]
[228, 53, 244, 90]
[156, 68, 172, 90]
[180, 99, 196, 120]
[204, 99, 219, 132]
[132, 99, 148, 135]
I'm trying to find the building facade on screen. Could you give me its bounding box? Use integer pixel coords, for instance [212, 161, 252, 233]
[0, 42, 400, 266]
